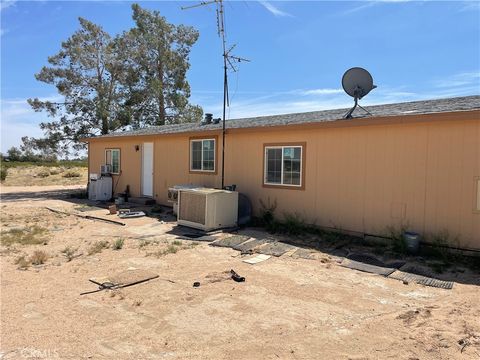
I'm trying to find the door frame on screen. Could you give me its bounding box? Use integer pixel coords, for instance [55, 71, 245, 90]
[141, 142, 154, 197]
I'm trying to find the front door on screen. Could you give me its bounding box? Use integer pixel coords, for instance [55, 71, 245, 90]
[142, 142, 154, 197]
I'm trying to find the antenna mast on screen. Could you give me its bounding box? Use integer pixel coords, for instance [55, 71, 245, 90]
[182, 0, 250, 189]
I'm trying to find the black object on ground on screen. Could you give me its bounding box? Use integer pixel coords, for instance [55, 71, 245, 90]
[193, 282, 200, 287]
[230, 269, 245, 282]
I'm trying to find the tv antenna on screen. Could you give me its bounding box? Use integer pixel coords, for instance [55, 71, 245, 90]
[342, 67, 376, 119]
[182, 0, 250, 189]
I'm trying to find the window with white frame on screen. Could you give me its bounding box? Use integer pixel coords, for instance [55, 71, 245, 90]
[264, 145, 303, 187]
[105, 149, 120, 174]
[190, 138, 215, 172]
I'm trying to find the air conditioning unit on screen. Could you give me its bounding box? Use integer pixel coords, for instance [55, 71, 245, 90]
[177, 188, 238, 231]
[100, 165, 112, 175]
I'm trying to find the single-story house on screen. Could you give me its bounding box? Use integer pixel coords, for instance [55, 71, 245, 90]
[83, 95, 480, 251]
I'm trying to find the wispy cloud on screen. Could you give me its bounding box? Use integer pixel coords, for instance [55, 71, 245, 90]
[259, 1, 293, 18]
[458, 1, 480, 12]
[0, 0, 16, 12]
[340, 0, 413, 16]
[433, 71, 480, 89]
[301, 88, 344, 96]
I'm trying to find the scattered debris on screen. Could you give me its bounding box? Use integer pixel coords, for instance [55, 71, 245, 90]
[193, 282, 200, 287]
[45, 207, 125, 226]
[243, 254, 271, 265]
[80, 269, 160, 295]
[108, 205, 117, 215]
[230, 269, 245, 282]
[118, 211, 146, 219]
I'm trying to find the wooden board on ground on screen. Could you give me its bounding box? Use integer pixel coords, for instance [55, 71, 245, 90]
[210, 235, 251, 248]
[340, 259, 396, 276]
[256, 242, 297, 257]
[243, 254, 271, 264]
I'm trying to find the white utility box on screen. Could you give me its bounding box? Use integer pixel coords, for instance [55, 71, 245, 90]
[88, 177, 113, 201]
[177, 188, 238, 231]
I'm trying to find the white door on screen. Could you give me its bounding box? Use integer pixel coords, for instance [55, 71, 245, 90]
[142, 142, 154, 197]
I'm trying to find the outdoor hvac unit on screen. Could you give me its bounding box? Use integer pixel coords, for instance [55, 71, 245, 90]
[177, 188, 238, 231]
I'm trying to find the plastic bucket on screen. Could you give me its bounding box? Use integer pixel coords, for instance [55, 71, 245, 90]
[403, 231, 420, 254]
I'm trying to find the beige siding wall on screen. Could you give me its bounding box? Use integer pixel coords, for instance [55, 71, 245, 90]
[88, 116, 480, 249]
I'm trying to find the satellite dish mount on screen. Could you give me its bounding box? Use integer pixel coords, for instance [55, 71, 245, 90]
[342, 67, 377, 119]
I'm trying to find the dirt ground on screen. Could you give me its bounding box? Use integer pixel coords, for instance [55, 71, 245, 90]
[1, 185, 479, 360]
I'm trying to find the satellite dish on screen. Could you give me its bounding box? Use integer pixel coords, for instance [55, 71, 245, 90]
[342, 67, 377, 119]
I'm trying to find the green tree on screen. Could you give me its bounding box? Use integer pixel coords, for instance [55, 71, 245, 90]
[28, 5, 201, 156]
[121, 4, 202, 126]
[28, 18, 128, 156]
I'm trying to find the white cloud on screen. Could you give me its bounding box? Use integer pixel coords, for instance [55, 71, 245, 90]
[259, 1, 293, 18]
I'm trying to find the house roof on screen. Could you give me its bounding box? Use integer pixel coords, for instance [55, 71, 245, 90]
[90, 95, 480, 139]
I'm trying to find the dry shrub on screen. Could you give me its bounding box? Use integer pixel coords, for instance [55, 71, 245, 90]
[30, 250, 48, 265]
[88, 240, 110, 255]
[0, 226, 47, 246]
[36, 169, 50, 178]
[15, 255, 30, 269]
[63, 171, 81, 178]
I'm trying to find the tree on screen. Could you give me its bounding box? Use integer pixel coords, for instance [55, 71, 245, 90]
[120, 4, 202, 126]
[28, 18, 128, 156]
[28, 7, 201, 156]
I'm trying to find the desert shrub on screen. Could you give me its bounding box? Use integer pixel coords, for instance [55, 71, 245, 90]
[30, 250, 48, 265]
[61, 246, 79, 261]
[36, 169, 50, 178]
[15, 255, 30, 269]
[0, 166, 7, 181]
[172, 240, 183, 246]
[63, 170, 81, 178]
[112, 238, 125, 250]
[148, 244, 179, 257]
[386, 224, 409, 254]
[0, 226, 47, 246]
[282, 212, 307, 236]
[87, 240, 110, 255]
[49, 167, 64, 175]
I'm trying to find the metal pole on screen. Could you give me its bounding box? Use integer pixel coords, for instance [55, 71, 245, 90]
[220, 0, 226, 189]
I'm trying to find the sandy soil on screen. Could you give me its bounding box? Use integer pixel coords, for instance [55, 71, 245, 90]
[1, 185, 479, 359]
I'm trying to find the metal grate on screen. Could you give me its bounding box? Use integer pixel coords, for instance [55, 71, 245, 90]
[179, 192, 206, 225]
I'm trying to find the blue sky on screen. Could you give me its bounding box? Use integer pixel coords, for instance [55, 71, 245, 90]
[1, 0, 479, 153]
